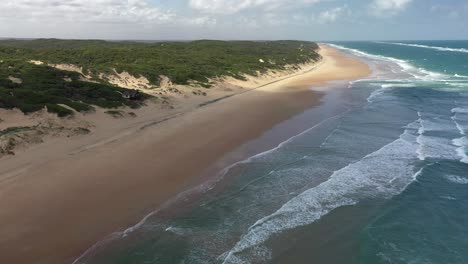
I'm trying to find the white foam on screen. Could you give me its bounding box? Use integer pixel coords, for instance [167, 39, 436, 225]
[381, 83, 415, 88]
[446, 82, 468, 88]
[377, 42, 468, 54]
[441, 196, 457, 200]
[445, 175, 468, 185]
[165, 226, 188, 236]
[421, 118, 459, 133]
[452, 111, 468, 164]
[454, 74, 468, 78]
[415, 114, 425, 161]
[452, 137, 466, 146]
[367, 86, 388, 103]
[453, 137, 468, 164]
[418, 135, 459, 161]
[452, 117, 465, 136]
[366, 80, 418, 104]
[221, 122, 422, 264]
[224, 110, 350, 165]
[456, 148, 468, 164]
[417, 112, 462, 161]
[452, 107, 468, 114]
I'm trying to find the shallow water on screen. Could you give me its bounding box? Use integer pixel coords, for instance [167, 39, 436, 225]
[76, 41, 468, 264]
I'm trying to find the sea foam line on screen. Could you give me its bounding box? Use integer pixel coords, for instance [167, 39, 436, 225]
[450, 107, 468, 164]
[221, 120, 423, 264]
[365, 81, 419, 104]
[452, 117, 465, 136]
[220, 109, 351, 168]
[376, 42, 468, 54]
[416, 112, 425, 161]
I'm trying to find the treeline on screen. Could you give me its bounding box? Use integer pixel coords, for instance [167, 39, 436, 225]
[0, 39, 320, 116]
[0, 39, 320, 85]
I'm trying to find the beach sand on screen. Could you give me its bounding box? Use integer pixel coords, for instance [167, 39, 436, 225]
[0, 45, 370, 264]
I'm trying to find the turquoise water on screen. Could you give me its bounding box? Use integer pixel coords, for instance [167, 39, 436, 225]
[334, 41, 468, 264]
[76, 41, 468, 264]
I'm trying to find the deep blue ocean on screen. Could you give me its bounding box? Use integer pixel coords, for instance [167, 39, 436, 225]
[76, 41, 468, 264]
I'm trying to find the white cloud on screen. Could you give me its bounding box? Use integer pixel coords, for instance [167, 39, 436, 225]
[0, 0, 176, 24]
[188, 0, 327, 15]
[317, 6, 348, 23]
[183, 16, 217, 26]
[369, 0, 413, 17]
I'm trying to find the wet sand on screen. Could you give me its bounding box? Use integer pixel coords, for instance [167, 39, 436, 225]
[0, 45, 370, 264]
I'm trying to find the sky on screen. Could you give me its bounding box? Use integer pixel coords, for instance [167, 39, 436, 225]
[0, 0, 467, 41]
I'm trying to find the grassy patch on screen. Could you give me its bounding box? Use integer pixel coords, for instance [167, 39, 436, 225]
[73, 127, 91, 135]
[105, 110, 125, 118]
[0, 60, 149, 116]
[0, 138, 16, 155]
[0, 126, 34, 136]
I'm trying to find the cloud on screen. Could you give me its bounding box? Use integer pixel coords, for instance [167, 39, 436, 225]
[182, 16, 217, 26]
[317, 6, 348, 23]
[188, 0, 327, 15]
[369, 0, 413, 17]
[0, 0, 176, 24]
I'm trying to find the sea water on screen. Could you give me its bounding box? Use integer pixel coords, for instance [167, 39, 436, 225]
[76, 41, 468, 264]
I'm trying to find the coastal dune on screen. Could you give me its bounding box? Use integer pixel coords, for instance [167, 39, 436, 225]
[0, 45, 370, 264]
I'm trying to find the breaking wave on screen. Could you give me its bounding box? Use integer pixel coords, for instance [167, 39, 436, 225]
[221, 121, 423, 264]
[328, 44, 449, 82]
[377, 42, 468, 54]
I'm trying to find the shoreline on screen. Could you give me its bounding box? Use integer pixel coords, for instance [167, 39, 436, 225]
[0, 45, 371, 264]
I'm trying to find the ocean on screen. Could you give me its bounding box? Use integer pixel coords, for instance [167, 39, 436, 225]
[76, 41, 468, 264]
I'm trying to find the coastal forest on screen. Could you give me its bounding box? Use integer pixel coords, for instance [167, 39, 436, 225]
[0, 39, 320, 116]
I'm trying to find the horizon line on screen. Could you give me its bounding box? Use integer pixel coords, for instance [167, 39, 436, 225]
[1, 37, 468, 42]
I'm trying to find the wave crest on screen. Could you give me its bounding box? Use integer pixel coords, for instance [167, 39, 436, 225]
[377, 42, 468, 54]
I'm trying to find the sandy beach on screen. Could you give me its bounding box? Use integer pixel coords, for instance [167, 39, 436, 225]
[0, 45, 370, 264]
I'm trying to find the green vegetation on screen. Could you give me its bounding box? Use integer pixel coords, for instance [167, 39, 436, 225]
[0, 138, 16, 155]
[0, 39, 320, 116]
[73, 127, 91, 135]
[0, 126, 34, 136]
[0, 39, 320, 85]
[0, 60, 149, 116]
[105, 110, 125, 118]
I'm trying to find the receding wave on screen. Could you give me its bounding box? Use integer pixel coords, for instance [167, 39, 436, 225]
[377, 42, 468, 53]
[221, 121, 423, 264]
